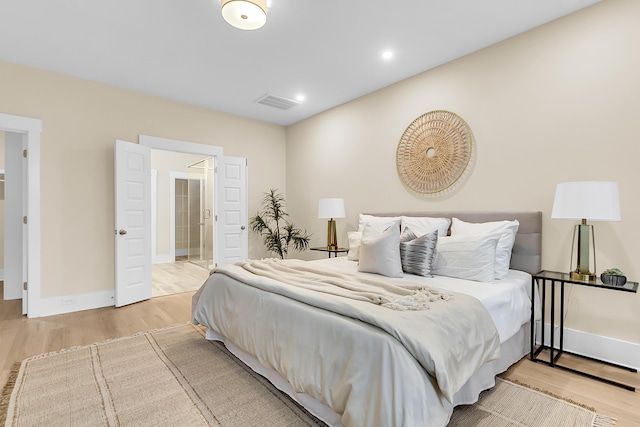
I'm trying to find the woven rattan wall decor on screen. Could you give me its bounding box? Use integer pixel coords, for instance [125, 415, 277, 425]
[396, 110, 474, 195]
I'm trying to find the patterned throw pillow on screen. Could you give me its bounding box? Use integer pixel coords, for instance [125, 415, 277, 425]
[399, 227, 438, 277]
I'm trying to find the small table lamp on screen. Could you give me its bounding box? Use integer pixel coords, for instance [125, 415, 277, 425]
[318, 198, 345, 250]
[551, 181, 621, 281]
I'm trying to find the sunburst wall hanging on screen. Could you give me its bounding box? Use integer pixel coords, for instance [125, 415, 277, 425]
[396, 110, 474, 195]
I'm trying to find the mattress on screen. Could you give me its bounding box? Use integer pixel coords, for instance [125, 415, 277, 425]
[192, 258, 537, 427]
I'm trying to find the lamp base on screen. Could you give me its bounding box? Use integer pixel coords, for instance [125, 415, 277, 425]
[326, 219, 338, 250]
[570, 271, 596, 282]
[568, 221, 597, 283]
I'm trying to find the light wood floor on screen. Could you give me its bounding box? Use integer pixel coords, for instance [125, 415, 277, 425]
[152, 259, 209, 297]
[1, 283, 638, 425]
[502, 354, 639, 425]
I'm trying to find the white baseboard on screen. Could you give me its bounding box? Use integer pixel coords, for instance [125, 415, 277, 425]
[38, 290, 115, 317]
[176, 249, 188, 256]
[153, 254, 173, 264]
[0, 269, 3, 280]
[535, 321, 639, 370]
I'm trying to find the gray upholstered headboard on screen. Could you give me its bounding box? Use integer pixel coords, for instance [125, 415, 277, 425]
[365, 211, 542, 275]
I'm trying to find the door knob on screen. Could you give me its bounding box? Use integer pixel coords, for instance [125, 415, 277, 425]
[241, 226, 246, 230]
[119, 229, 127, 235]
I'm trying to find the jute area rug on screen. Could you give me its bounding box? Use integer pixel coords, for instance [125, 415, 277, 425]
[1, 324, 616, 427]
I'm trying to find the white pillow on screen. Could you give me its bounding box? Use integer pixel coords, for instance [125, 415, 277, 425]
[358, 222, 403, 278]
[450, 218, 519, 280]
[346, 231, 362, 261]
[401, 216, 450, 238]
[357, 214, 401, 233]
[432, 234, 500, 282]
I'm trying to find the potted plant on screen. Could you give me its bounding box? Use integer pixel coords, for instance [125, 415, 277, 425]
[600, 267, 627, 286]
[249, 189, 311, 259]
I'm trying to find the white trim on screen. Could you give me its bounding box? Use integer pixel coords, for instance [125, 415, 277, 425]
[0, 269, 3, 280]
[151, 169, 158, 263]
[38, 290, 115, 317]
[176, 249, 188, 257]
[535, 322, 639, 370]
[0, 113, 42, 133]
[139, 135, 223, 157]
[0, 113, 41, 318]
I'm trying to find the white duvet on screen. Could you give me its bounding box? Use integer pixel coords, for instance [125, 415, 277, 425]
[191, 258, 533, 427]
[314, 258, 535, 344]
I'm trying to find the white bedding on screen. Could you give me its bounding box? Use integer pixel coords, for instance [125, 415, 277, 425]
[312, 258, 534, 343]
[192, 257, 536, 427]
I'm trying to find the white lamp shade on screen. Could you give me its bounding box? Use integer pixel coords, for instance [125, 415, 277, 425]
[551, 181, 621, 221]
[318, 198, 345, 219]
[221, 0, 267, 30]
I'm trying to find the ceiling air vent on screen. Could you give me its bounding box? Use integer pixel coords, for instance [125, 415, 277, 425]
[254, 94, 300, 111]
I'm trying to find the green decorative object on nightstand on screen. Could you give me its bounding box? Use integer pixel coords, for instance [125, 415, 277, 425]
[601, 267, 627, 286]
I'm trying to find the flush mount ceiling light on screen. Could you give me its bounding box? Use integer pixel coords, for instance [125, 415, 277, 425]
[221, 0, 267, 30]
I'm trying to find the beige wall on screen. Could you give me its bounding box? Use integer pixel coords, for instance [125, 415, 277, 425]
[286, 0, 640, 344]
[0, 60, 286, 299]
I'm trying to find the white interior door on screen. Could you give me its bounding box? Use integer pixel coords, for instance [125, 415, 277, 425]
[217, 156, 248, 266]
[114, 139, 152, 307]
[4, 132, 25, 310]
[0, 113, 41, 318]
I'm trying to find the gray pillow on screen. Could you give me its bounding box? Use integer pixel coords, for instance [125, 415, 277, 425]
[399, 227, 438, 277]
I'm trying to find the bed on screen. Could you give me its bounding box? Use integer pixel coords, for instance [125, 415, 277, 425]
[192, 211, 542, 426]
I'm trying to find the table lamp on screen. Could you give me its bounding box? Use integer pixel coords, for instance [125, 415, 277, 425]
[318, 198, 345, 250]
[551, 181, 620, 281]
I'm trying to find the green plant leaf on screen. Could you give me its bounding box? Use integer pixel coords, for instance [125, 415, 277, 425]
[249, 189, 311, 259]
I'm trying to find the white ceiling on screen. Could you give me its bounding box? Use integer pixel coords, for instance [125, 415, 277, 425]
[0, 0, 599, 126]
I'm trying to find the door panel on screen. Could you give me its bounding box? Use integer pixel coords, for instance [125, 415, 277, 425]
[217, 157, 248, 265]
[3, 132, 25, 309]
[114, 140, 152, 307]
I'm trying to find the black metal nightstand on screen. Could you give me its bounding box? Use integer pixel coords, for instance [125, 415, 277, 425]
[310, 247, 349, 258]
[530, 270, 638, 391]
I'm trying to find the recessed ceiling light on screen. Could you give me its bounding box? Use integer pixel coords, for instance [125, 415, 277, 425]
[382, 51, 394, 60]
[295, 94, 306, 102]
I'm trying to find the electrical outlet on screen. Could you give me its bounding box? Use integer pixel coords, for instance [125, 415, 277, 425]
[62, 297, 76, 305]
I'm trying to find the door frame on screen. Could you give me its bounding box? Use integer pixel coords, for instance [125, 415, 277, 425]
[0, 113, 42, 318]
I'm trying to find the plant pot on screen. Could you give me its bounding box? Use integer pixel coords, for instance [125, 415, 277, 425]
[600, 274, 627, 286]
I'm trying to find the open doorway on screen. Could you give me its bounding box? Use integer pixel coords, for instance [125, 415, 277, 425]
[0, 114, 41, 318]
[150, 149, 211, 297]
[115, 135, 247, 307]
